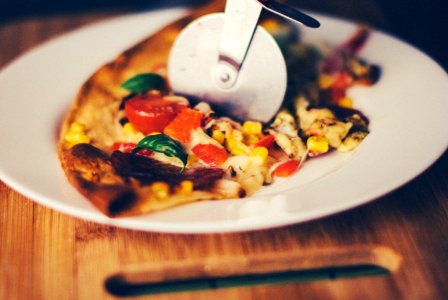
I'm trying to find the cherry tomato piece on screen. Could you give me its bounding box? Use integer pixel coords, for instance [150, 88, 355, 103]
[124, 94, 186, 134]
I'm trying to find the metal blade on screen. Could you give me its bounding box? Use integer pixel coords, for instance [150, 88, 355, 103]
[168, 13, 287, 122]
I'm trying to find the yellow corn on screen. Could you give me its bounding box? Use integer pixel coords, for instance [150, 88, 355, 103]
[250, 147, 269, 164]
[64, 122, 90, 146]
[307, 136, 329, 153]
[338, 96, 353, 108]
[212, 130, 225, 144]
[123, 123, 140, 135]
[226, 138, 250, 156]
[65, 131, 90, 144]
[242, 121, 262, 135]
[151, 182, 170, 200]
[319, 74, 334, 89]
[69, 121, 85, 133]
[176, 180, 193, 195]
[244, 134, 259, 146]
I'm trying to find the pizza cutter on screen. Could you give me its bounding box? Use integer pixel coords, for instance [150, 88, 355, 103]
[168, 0, 320, 122]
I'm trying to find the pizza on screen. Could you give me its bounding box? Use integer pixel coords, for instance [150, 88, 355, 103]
[57, 1, 380, 217]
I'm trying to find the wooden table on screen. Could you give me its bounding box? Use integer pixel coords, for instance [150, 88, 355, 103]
[1, 1, 447, 299]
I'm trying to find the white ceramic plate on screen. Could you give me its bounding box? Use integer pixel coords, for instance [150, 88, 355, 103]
[1, 8, 447, 233]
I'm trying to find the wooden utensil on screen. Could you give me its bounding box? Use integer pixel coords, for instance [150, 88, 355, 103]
[106, 245, 401, 296]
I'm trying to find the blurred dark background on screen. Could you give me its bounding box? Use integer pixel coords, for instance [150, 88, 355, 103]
[0, 0, 447, 70]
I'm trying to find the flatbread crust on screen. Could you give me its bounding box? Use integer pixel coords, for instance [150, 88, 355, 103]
[58, 0, 227, 217]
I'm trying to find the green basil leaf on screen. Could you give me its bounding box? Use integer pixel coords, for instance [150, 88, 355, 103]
[133, 134, 188, 173]
[121, 73, 166, 94]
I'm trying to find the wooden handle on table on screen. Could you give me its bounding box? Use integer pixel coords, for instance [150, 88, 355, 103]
[107, 245, 401, 285]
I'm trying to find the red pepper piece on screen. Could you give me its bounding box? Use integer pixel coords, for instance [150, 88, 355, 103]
[273, 160, 300, 178]
[192, 143, 229, 167]
[164, 108, 204, 143]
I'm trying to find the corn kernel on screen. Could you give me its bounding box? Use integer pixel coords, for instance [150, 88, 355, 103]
[338, 97, 353, 108]
[151, 182, 170, 199]
[250, 147, 269, 164]
[319, 74, 334, 89]
[69, 122, 85, 133]
[245, 134, 259, 146]
[176, 180, 193, 195]
[226, 139, 250, 155]
[242, 121, 262, 135]
[212, 130, 225, 144]
[64, 131, 90, 144]
[64, 122, 91, 147]
[123, 123, 140, 135]
[307, 136, 329, 153]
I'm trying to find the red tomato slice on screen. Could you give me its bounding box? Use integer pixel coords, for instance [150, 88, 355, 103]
[163, 108, 204, 143]
[192, 143, 229, 167]
[124, 94, 186, 134]
[273, 160, 300, 178]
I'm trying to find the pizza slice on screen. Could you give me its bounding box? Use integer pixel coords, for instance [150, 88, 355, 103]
[58, 1, 380, 217]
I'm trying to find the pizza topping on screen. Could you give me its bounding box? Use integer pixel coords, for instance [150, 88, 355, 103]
[213, 179, 245, 198]
[211, 129, 226, 144]
[124, 94, 187, 134]
[226, 137, 251, 156]
[121, 73, 167, 94]
[64, 122, 90, 147]
[191, 143, 229, 167]
[221, 124, 251, 156]
[306, 136, 330, 154]
[111, 151, 224, 189]
[150, 182, 170, 200]
[163, 108, 204, 143]
[242, 121, 263, 135]
[193, 102, 214, 117]
[272, 160, 301, 178]
[112, 142, 153, 157]
[121, 122, 145, 143]
[176, 180, 194, 195]
[112, 142, 136, 153]
[133, 134, 188, 172]
[254, 134, 276, 149]
[337, 96, 353, 108]
[250, 147, 269, 165]
[271, 109, 298, 137]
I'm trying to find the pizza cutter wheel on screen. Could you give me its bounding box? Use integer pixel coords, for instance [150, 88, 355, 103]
[168, 0, 319, 122]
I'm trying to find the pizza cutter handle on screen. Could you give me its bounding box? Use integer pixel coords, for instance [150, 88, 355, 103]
[215, 0, 320, 90]
[215, 0, 263, 89]
[257, 0, 320, 28]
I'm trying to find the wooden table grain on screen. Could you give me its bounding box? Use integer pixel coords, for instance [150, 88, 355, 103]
[1, 1, 447, 299]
